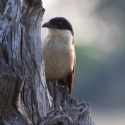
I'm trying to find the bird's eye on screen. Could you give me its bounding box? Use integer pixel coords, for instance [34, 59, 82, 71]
[56, 22, 62, 26]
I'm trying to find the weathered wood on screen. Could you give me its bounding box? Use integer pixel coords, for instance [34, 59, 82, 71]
[38, 82, 94, 125]
[0, 39, 31, 125]
[0, 0, 52, 124]
[20, 1, 52, 124]
[0, 0, 94, 125]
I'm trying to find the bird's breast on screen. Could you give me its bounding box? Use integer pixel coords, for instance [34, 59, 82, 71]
[43, 36, 74, 81]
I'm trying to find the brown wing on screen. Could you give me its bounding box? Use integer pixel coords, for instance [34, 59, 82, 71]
[66, 46, 76, 94]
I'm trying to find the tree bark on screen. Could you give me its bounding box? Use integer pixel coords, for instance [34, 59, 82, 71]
[0, 0, 94, 125]
[38, 82, 94, 125]
[0, 0, 52, 124]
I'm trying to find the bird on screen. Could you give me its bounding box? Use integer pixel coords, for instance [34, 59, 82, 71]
[42, 17, 76, 94]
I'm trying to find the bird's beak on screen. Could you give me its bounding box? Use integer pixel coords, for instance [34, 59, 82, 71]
[42, 22, 57, 28]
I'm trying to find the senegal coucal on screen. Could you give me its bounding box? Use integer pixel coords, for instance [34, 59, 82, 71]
[42, 17, 76, 94]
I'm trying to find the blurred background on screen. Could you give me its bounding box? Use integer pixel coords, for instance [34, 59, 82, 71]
[42, 0, 125, 125]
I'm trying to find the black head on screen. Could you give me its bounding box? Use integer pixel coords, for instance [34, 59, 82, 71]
[42, 17, 74, 36]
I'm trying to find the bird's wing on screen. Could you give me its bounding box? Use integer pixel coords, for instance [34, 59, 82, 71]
[66, 45, 76, 94]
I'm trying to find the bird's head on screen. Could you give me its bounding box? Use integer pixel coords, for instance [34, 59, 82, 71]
[42, 17, 74, 36]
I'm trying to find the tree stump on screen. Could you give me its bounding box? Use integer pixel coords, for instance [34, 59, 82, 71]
[0, 0, 94, 125]
[38, 82, 94, 125]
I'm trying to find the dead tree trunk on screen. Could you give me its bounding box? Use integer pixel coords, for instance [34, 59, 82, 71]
[0, 0, 52, 124]
[0, 0, 94, 125]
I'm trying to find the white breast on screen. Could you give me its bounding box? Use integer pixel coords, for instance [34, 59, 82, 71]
[42, 29, 75, 81]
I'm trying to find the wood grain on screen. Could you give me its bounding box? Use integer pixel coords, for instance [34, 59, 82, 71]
[0, 0, 94, 125]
